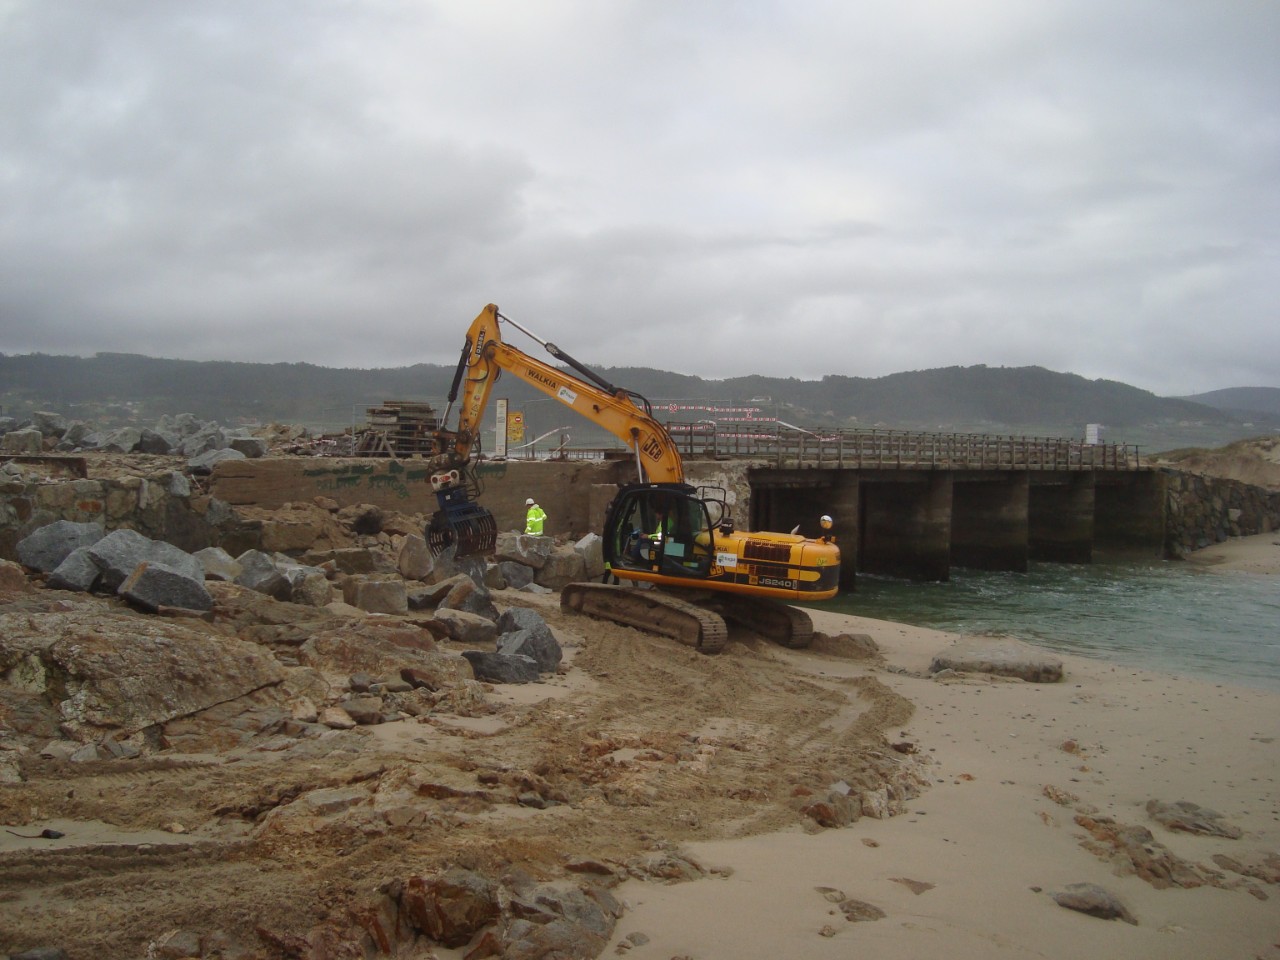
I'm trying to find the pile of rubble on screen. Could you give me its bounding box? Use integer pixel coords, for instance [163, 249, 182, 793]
[0, 409, 313, 473]
[9, 517, 603, 709]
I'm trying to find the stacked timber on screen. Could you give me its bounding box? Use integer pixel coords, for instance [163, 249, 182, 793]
[354, 401, 441, 457]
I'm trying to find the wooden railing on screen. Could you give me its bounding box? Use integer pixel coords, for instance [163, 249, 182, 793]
[663, 423, 1141, 471]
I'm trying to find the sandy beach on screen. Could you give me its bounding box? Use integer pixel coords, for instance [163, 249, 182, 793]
[597, 534, 1280, 960]
[1184, 529, 1280, 577]
[2, 532, 1278, 958]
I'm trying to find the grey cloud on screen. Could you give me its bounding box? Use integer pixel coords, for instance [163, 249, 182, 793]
[1, 0, 1276, 397]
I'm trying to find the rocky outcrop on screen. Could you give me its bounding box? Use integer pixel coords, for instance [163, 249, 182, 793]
[1050, 883, 1137, 924]
[0, 607, 285, 741]
[1146, 799, 1243, 839]
[928, 636, 1064, 683]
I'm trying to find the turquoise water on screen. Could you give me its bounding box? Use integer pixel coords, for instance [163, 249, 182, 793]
[817, 561, 1280, 691]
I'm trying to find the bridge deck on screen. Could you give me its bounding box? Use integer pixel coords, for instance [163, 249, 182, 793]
[664, 423, 1141, 471]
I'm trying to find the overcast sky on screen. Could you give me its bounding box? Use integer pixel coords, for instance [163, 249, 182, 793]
[2, 1, 1276, 397]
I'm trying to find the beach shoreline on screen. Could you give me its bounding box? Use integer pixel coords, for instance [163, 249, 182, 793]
[1183, 529, 1280, 576]
[596, 536, 1280, 960]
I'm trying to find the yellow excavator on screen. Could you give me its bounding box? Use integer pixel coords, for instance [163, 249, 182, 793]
[423, 304, 841, 652]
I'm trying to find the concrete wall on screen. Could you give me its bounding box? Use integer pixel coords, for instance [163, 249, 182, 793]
[208, 456, 635, 541]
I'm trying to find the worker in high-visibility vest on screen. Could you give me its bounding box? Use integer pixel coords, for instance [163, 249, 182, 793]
[524, 498, 547, 536]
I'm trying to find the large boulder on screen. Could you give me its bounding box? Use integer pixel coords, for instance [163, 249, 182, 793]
[119, 561, 215, 613]
[188, 447, 245, 475]
[135, 428, 172, 455]
[101, 426, 142, 453]
[193, 546, 243, 582]
[0, 559, 34, 597]
[47, 548, 105, 592]
[235, 549, 292, 600]
[31, 411, 68, 438]
[17, 520, 107, 573]
[574, 532, 606, 580]
[929, 637, 1064, 683]
[178, 423, 227, 457]
[533, 544, 587, 590]
[400, 869, 501, 949]
[497, 560, 534, 589]
[342, 577, 409, 615]
[1, 427, 43, 454]
[496, 607, 562, 672]
[460, 650, 539, 684]
[273, 557, 333, 607]
[431, 609, 498, 646]
[85, 529, 204, 592]
[397, 534, 434, 581]
[438, 576, 499, 620]
[494, 533, 554, 570]
[226, 436, 268, 458]
[0, 609, 284, 740]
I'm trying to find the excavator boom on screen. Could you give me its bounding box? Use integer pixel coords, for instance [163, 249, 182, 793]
[447, 305, 683, 483]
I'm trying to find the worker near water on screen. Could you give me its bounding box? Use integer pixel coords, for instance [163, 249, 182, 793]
[524, 498, 548, 536]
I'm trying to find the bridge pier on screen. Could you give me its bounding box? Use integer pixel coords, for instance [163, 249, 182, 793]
[1095, 471, 1166, 557]
[827, 473, 861, 591]
[950, 472, 1030, 571]
[858, 472, 953, 581]
[1029, 473, 1095, 563]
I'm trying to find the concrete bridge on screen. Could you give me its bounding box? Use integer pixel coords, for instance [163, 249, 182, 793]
[665, 425, 1159, 585]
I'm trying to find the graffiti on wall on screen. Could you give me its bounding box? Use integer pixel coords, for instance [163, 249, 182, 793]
[298, 459, 509, 500]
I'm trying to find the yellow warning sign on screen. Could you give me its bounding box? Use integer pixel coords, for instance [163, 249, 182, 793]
[507, 412, 524, 443]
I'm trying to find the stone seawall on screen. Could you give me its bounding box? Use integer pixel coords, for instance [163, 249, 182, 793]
[0, 470, 236, 562]
[0, 456, 762, 565]
[1164, 469, 1280, 557]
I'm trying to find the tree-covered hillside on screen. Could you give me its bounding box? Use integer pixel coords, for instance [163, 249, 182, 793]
[1, 352, 1274, 452]
[1182, 387, 1280, 419]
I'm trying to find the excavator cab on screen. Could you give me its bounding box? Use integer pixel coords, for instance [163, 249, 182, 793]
[604, 483, 722, 580]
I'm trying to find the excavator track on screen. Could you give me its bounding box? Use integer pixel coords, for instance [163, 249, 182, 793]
[560, 582, 728, 654]
[710, 595, 814, 649]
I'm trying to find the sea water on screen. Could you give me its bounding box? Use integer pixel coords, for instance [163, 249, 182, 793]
[817, 561, 1280, 692]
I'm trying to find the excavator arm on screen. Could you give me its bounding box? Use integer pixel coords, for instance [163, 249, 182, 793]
[427, 304, 685, 556]
[446, 304, 684, 483]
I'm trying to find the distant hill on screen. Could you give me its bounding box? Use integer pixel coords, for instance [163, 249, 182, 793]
[1181, 387, 1280, 419]
[1, 352, 1275, 453]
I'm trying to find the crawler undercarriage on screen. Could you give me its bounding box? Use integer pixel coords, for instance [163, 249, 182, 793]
[560, 581, 814, 655]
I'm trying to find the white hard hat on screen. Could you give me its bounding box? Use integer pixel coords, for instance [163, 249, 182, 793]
[821, 515, 833, 523]
[526, 498, 535, 505]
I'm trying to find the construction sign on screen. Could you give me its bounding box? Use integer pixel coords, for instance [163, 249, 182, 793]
[507, 411, 524, 443]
